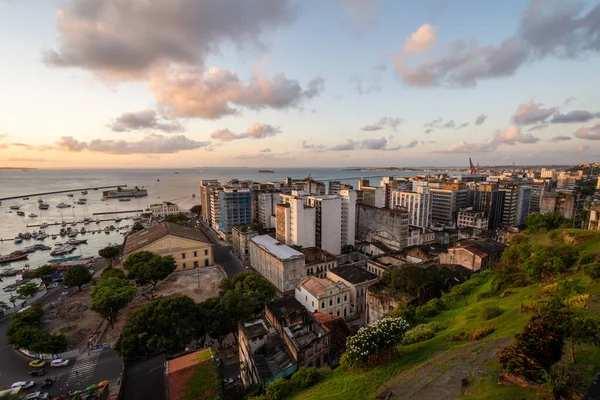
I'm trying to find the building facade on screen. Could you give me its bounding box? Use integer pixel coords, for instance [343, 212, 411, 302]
[149, 201, 180, 218]
[219, 189, 252, 236]
[391, 186, 432, 228]
[306, 195, 342, 255]
[277, 194, 316, 249]
[232, 226, 258, 266]
[257, 191, 282, 229]
[457, 209, 489, 230]
[356, 204, 409, 251]
[327, 265, 379, 325]
[339, 189, 357, 248]
[249, 235, 306, 293]
[540, 192, 576, 219]
[295, 276, 352, 318]
[200, 180, 220, 226]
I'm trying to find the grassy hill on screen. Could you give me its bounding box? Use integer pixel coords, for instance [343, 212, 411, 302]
[289, 230, 600, 400]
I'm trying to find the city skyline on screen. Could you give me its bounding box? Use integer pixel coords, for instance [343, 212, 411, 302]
[1, 0, 599, 168]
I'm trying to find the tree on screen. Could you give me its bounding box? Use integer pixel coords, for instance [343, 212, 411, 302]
[114, 296, 206, 359]
[17, 283, 39, 298]
[64, 265, 92, 291]
[129, 222, 145, 234]
[35, 265, 58, 279]
[90, 277, 137, 327]
[101, 266, 127, 280]
[526, 211, 571, 233]
[190, 205, 202, 219]
[163, 213, 189, 225]
[380, 265, 443, 299]
[98, 245, 122, 266]
[123, 251, 176, 290]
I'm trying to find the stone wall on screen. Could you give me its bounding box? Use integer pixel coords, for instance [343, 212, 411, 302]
[357, 204, 409, 251]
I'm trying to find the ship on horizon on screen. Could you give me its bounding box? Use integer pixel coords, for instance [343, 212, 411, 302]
[258, 169, 275, 173]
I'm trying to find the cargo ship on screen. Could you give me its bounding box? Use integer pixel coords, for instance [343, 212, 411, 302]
[258, 169, 275, 173]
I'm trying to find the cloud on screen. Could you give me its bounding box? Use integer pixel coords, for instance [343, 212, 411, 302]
[328, 137, 417, 151]
[402, 24, 437, 54]
[260, 148, 272, 153]
[512, 100, 557, 125]
[432, 141, 497, 154]
[442, 120, 455, 129]
[349, 62, 387, 95]
[456, 122, 469, 130]
[360, 116, 402, 131]
[341, 0, 380, 30]
[527, 123, 549, 132]
[388, 140, 419, 150]
[574, 123, 600, 140]
[329, 140, 359, 151]
[210, 122, 281, 141]
[362, 137, 388, 150]
[563, 97, 575, 106]
[551, 110, 600, 124]
[108, 109, 183, 133]
[55, 134, 209, 154]
[302, 141, 327, 151]
[394, 1, 600, 87]
[575, 144, 590, 152]
[424, 117, 455, 131]
[549, 135, 572, 142]
[493, 125, 540, 144]
[44, 0, 296, 79]
[474, 114, 487, 125]
[235, 152, 294, 161]
[149, 66, 324, 119]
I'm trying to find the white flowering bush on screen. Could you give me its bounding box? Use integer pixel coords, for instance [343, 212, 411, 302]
[343, 317, 410, 367]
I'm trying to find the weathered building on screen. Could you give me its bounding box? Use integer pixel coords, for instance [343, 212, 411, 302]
[366, 254, 407, 278]
[232, 226, 258, 266]
[295, 276, 352, 318]
[439, 240, 505, 271]
[356, 204, 409, 251]
[327, 265, 379, 326]
[301, 247, 337, 278]
[249, 235, 305, 293]
[366, 283, 404, 325]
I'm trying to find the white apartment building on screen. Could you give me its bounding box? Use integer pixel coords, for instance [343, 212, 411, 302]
[209, 187, 222, 232]
[277, 194, 316, 248]
[391, 186, 432, 228]
[306, 195, 342, 255]
[149, 201, 180, 218]
[295, 276, 352, 318]
[457, 209, 489, 230]
[257, 192, 281, 229]
[540, 168, 558, 179]
[339, 189, 357, 248]
[361, 186, 384, 208]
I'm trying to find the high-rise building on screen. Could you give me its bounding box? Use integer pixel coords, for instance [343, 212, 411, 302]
[501, 184, 531, 226]
[219, 189, 252, 235]
[391, 186, 432, 228]
[276, 194, 316, 248]
[200, 180, 220, 226]
[540, 192, 576, 218]
[327, 180, 343, 195]
[339, 189, 357, 248]
[430, 188, 473, 225]
[209, 186, 223, 230]
[395, 178, 413, 192]
[257, 191, 282, 229]
[516, 186, 532, 226]
[474, 184, 505, 230]
[361, 186, 384, 208]
[306, 196, 342, 255]
[529, 183, 547, 214]
[380, 177, 396, 208]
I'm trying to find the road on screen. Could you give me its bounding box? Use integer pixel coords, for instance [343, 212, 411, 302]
[0, 258, 122, 397]
[195, 221, 244, 278]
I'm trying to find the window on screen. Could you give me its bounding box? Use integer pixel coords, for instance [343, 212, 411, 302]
[344, 295, 347, 302]
[193, 251, 198, 257]
[204, 250, 208, 256]
[336, 311, 340, 316]
[321, 302, 325, 309]
[305, 295, 308, 301]
[337, 296, 340, 304]
[181, 252, 186, 259]
[344, 308, 347, 317]
[312, 301, 314, 307]
[204, 259, 209, 266]
[329, 299, 333, 306]
[194, 261, 199, 268]
[182, 262, 186, 269]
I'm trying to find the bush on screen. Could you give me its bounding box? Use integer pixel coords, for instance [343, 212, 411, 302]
[390, 306, 416, 324]
[415, 298, 445, 320]
[584, 263, 600, 280]
[449, 326, 495, 341]
[402, 325, 435, 345]
[266, 378, 292, 400]
[578, 253, 596, 265]
[480, 306, 503, 320]
[476, 290, 495, 300]
[519, 302, 538, 313]
[289, 367, 321, 389]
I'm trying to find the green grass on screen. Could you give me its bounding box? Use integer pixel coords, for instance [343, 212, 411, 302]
[291, 230, 600, 400]
[184, 358, 218, 400]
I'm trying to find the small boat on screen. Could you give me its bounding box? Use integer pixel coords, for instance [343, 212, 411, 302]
[81, 190, 88, 195]
[36, 233, 48, 240]
[9, 204, 20, 210]
[77, 199, 87, 205]
[14, 237, 23, 244]
[67, 194, 74, 197]
[16, 211, 25, 216]
[61, 221, 67, 227]
[28, 213, 37, 218]
[59, 230, 66, 237]
[38, 203, 49, 210]
[51, 255, 81, 263]
[56, 202, 70, 208]
[66, 239, 87, 245]
[157, 179, 160, 182]
[23, 197, 29, 200]
[95, 219, 101, 224]
[40, 222, 48, 229]
[119, 198, 131, 202]
[80, 227, 86, 234]
[23, 232, 32, 240]
[0, 253, 28, 264]
[50, 245, 76, 256]
[115, 217, 122, 223]
[191, 193, 196, 198]
[51, 235, 57, 240]
[104, 227, 110, 234]
[259, 169, 275, 173]
[68, 232, 77, 238]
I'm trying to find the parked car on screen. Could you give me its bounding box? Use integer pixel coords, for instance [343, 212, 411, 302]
[29, 359, 46, 368]
[50, 359, 70, 367]
[11, 381, 34, 389]
[25, 392, 49, 400]
[29, 369, 47, 377]
[41, 377, 55, 389]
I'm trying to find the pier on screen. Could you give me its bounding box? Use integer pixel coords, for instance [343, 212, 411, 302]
[0, 185, 128, 201]
[92, 209, 144, 216]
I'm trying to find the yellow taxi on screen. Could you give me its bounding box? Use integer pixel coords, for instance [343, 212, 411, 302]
[29, 359, 47, 368]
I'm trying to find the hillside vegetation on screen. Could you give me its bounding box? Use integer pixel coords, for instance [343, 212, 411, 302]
[288, 229, 600, 400]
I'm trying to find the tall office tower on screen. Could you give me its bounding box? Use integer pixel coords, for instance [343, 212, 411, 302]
[430, 188, 474, 225]
[391, 186, 432, 228]
[257, 191, 282, 229]
[306, 196, 342, 255]
[516, 186, 532, 226]
[276, 195, 316, 248]
[474, 184, 505, 230]
[528, 183, 546, 214]
[339, 189, 357, 248]
[219, 189, 252, 234]
[200, 180, 220, 225]
[380, 176, 396, 208]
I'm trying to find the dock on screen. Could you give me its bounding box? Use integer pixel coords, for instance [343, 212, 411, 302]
[92, 209, 144, 216]
[0, 185, 128, 201]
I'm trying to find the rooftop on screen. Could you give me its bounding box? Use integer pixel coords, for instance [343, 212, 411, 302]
[167, 349, 215, 400]
[370, 255, 406, 268]
[254, 332, 295, 381]
[451, 240, 506, 257]
[298, 276, 347, 298]
[329, 264, 378, 285]
[300, 247, 337, 264]
[122, 221, 210, 255]
[241, 319, 269, 339]
[266, 297, 307, 321]
[251, 235, 305, 261]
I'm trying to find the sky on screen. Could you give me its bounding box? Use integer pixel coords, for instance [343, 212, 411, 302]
[0, 0, 599, 169]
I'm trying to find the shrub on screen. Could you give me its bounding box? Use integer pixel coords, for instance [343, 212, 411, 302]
[427, 321, 450, 333]
[476, 290, 495, 300]
[265, 378, 291, 400]
[449, 326, 495, 341]
[578, 253, 595, 265]
[415, 298, 445, 320]
[289, 367, 321, 389]
[480, 306, 503, 320]
[343, 317, 410, 367]
[584, 263, 600, 280]
[402, 324, 435, 345]
[519, 302, 538, 313]
[390, 306, 416, 324]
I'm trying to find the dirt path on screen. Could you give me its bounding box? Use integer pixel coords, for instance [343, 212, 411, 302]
[375, 338, 511, 400]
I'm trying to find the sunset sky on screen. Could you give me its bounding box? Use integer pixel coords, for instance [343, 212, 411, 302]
[0, 0, 599, 168]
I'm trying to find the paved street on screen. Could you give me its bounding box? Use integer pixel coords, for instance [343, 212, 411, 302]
[196, 221, 244, 278]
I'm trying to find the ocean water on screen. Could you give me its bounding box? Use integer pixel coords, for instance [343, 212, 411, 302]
[0, 167, 425, 300]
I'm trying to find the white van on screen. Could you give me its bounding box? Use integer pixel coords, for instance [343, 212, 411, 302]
[50, 359, 69, 367]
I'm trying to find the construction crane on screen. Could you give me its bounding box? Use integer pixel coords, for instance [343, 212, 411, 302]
[469, 158, 477, 175]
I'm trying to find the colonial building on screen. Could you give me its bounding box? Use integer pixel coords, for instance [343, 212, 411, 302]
[327, 265, 379, 325]
[366, 254, 407, 278]
[232, 226, 258, 266]
[439, 240, 505, 271]
[249, 235, 305, 293]
[121, 221, 213, 271]
[295, 276, 352, 318]
[366, 283, 404, 325]
[301, 247, 337, 278]
[149, 201, 180, 218]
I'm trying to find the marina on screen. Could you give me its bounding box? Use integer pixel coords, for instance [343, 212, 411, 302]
[0, 184, 128, 201]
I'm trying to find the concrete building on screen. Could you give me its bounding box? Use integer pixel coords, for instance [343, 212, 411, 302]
[301, 247, 337, 278]
[380, 176, 396, 209]
[295, 276, 352, 318]
[121, 222, 214, 271]
[541, 168, 558, 179]
[219, 189, 252, 240]
[356, 204, 409, 251]
[516, 186, 532, 226]
[306, 195, 342, 255]
[457, 209, 489, 230]
[588, 204, 600, 230]
[430, 188, 473, 225]
[366, 254, 406, 278]
[199, 180, 220, 226]
[406, 226, 436, 246]
[327, 265, 379, 325]
[529, 183, 547, 214]
[249, 235, 306, 293]
[500, 184, 531, 227]
[361, 186, 385, 208]
[391, 186, 432, 228]
[439, 240, 505, 271]
[257, 192, 282, 229]
[474, 184, 505, 230]
[339, 189, 357, 248]
[276, 194, 316, 249]
[366, 283, 404, 325]
[395, 178, 413, 192]
[232, 226, 258, 266]
[209, 186, 223, 231]
[540, 192, 576, 219]
[327, 180, 343, 195]
[149, 201, 180, 218]
[238, 317, 296, 389]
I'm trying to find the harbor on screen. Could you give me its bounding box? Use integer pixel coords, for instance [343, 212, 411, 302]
[0, 184, 128, 201]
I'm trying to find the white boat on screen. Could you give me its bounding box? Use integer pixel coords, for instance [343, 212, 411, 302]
[67, 194, 74, 198]
[14, 237, 23, 244]
[51, 235, 57, 240]
[68, 232, 77, 238]
[56, 203, 70, 209]
[115, 217, 122, 223]
[9, 204, 20, 210]
[119, 198, 131, 202]
[28, 213, 37, 218]
[36, 233, 48, 240]
[38, 203, 49, 210]
[77, 198, 87, 204]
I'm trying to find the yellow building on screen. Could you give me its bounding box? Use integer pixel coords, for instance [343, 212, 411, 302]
[122, 221, 214, 271]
